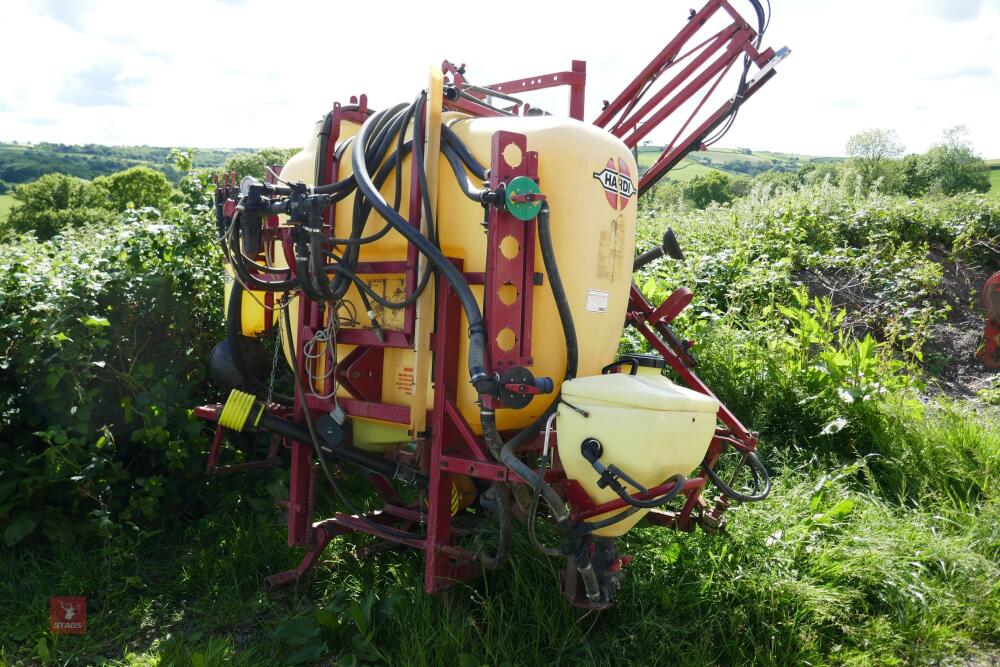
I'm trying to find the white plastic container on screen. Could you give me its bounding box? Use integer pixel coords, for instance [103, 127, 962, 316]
[557, 362, 720, 536]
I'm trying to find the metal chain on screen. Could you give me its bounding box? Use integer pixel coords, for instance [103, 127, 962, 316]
[265, 328, 282, 407]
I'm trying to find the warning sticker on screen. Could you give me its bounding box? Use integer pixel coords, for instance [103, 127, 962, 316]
[586, 289, 610, 313]
[394, 366, 415, 396]
[366, 278, 407, 330]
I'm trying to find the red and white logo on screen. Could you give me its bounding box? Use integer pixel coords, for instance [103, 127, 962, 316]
[50, 597, 86, 634]
[593, 158, 636, 210]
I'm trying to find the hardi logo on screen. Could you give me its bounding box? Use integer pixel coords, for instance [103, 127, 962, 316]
[593, 158, 635, 210]
[50, 596, 86, 634]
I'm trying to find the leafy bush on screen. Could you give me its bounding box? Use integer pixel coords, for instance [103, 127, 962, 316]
[5, 174, 110, 239]
[636, 181, 1000, 355]
[94, 166, 173, 212]
[221, 147, 299, 181]
[681, 171, 734, 208]
[0, 206, 223, 545]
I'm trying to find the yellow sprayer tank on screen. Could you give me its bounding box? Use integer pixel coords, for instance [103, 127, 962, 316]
[266, 112, 637, 446]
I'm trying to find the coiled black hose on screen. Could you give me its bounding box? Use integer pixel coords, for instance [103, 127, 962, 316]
[704, 450, 771, 502]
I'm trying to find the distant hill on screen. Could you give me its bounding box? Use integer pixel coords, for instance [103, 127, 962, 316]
[636, 145, 843, 182]
[0, 142, 247, 187]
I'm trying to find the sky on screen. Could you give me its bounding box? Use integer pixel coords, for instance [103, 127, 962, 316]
[1, 0, 998, 158]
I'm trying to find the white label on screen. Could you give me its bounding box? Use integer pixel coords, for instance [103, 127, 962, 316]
[586, 289, 609, 313]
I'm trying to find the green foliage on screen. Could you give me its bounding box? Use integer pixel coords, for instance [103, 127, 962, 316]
[636, 182, 999, 355]
[6, 174, 110, 240]
[920, 126, 991, 195]
[222, 148, 300, 181]
[0, 141, 240, 186]
[845, 128, 905, 191]
[680, 171, 733, 208]
[273, 589, 398, 665]
[0, 206, 223, 544]
[94, 166, 173, 212]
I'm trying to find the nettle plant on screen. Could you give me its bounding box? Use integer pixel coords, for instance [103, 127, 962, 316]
[0, 206, 223, 545]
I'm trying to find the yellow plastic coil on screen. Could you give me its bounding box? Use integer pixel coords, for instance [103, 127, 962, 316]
[219, 389, 256, 432]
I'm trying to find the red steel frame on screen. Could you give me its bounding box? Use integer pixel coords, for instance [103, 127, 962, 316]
[197, 0, 780, 597]
[592, 0, 783, 195]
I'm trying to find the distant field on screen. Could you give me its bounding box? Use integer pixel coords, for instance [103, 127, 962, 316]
[0, 194, 13, 223]
[636, 146, 842, 183]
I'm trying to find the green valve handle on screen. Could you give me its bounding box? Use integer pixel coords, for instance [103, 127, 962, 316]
[504, 176, 544, 221]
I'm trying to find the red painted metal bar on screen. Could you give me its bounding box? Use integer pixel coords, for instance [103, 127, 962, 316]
[483, 131, 538, 383]
[612, 25, 743, 141]
[627, 284, 755, 442]
[593, 0, 729, 129]
[425, 260, 476, 593]
[638, 68, 776, 194]
[440, 456, 515, 483]
[620, 28, 754, 149]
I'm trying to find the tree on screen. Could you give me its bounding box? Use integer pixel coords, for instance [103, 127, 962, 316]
[845, 128, 904, 191]
[798, 161, 842, 186]
[899, 154, 931, 197]
[755, 169, 799, 192]
[681, 172, 733, 208]
[94, 166, 173, 212]
[6, 174, 111, 239]
[221, 147, 299, 181]
[920, 126, 990, 195]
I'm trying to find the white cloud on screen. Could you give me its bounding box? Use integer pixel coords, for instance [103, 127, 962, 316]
[1, 0, 998, 158]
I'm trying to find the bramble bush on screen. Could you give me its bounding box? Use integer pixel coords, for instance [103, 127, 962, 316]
[0, 204, 223, 545]
[636, 181, 1000, 354]
[631, 180, 1000, 506]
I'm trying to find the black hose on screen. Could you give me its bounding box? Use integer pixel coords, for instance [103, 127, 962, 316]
[477, 483, 512, 570]
[704, 450, 771, 502]
[608, 473, 687, 509]
[441, 142, 487, 202]
[350, 94, 490, 390]
[441, 123, 488, 180]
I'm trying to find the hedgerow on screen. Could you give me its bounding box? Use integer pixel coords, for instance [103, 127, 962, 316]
[0, 205, 223, 545]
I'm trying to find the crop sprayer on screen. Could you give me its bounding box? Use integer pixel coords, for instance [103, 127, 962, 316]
[196, 0, 790, 607]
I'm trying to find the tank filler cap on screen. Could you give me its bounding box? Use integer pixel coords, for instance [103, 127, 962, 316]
[627, 354, 667, 370]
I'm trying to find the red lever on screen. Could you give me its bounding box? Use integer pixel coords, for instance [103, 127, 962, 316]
[508, 192, 547, 204]
[649, 287, 693, 325]
[503, 382, 541, 395]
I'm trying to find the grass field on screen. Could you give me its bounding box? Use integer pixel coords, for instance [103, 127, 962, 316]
[635, 146, 842, 183]
[0, 194, 13, 223]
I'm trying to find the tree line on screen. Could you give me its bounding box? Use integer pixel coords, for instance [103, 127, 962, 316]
[655, 125, 992, 209]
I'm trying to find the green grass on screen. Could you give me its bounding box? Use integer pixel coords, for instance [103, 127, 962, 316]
[635, 146, 843, 182]
[988, 167, 1000, 196]
[3, 457, 998, 666]
[0, 194, 12, 223]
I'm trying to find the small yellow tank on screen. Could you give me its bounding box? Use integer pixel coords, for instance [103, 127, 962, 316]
[556, 361, 719, 537]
